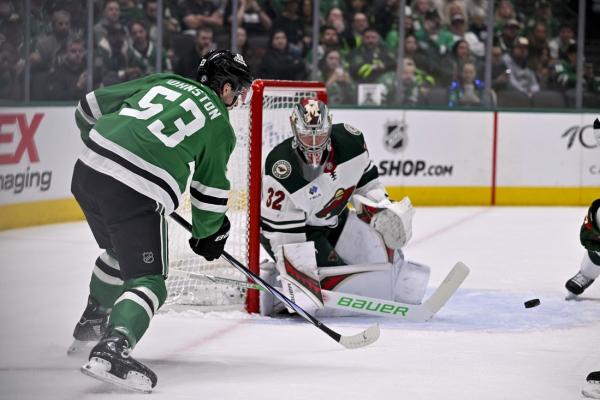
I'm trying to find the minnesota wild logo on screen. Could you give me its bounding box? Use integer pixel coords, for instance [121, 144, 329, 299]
[316, 186, 355, 219]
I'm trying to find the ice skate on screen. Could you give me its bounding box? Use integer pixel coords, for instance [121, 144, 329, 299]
[81, 333, 157, 393]
[583, 371, 600, 399]
[565, 272, 595, 296]
[67, 296, 109, 355]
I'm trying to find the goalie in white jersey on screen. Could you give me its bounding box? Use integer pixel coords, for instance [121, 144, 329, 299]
[259, 99, 431, 316]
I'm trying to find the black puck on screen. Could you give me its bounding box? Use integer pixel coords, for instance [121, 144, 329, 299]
[524, 299, 540, 308]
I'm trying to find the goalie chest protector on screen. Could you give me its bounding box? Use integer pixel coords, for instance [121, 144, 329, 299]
[263, 123, 377, 228]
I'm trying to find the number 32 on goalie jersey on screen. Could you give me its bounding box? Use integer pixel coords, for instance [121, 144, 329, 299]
[119, 85, 206, 148]
[265, 187, 285, 210]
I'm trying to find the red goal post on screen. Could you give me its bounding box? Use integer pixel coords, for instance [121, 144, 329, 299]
[165, 80, 327, 314]
[246, 80, 328, 313]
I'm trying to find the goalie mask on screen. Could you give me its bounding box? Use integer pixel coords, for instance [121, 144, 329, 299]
[290, 99, 332, 168]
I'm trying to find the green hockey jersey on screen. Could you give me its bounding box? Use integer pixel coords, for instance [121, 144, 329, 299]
[75, 73, 233, 238]
[260, 123, 385, 255]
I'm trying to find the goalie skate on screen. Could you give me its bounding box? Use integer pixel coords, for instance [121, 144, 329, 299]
[68, 296, 109, 355]
[81, 334, 157, 393]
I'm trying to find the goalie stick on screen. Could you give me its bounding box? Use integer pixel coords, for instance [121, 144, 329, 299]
[170, 212, 380, 349]
[173, 262, 469, 322]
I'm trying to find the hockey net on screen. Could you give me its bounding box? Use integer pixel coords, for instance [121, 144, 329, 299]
[164, 80, 327, 313]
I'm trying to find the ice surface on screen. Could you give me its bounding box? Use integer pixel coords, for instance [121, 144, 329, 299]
[1, 207, 599, 400]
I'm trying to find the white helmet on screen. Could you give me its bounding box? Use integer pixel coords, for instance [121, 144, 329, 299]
[290, 99, 332, 168]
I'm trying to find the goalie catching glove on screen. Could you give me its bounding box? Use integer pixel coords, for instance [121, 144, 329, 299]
[353, 194, 415, 249]
[189, 216, 230, 261]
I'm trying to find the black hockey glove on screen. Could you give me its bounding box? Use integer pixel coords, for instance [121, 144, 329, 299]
[581, 199, 600, 252]
[189, 216, 230, 261]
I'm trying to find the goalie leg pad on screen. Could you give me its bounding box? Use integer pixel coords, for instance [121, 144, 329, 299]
[275, 242, 324, 315]
[393, 260, 430, 304]
[334, 211, 389, 265]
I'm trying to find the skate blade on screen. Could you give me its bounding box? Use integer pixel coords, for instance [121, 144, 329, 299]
[67, 339, 95, 356]
[583, 383, 600, 399]
[81, 357, 153, 394]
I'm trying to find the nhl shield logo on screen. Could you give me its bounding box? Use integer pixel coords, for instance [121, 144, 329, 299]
[383, 120, 408, 152]
[142, 251, 154, 264]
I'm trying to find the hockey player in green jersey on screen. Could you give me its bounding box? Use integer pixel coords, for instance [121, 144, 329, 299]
[69, 49, 252, 392]
[259, 99, 431, 317]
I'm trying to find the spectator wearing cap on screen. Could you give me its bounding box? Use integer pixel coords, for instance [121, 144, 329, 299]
[447, 5, 484, 58]
[502, 37, 539, 97]
[348, 27, 396, 85]
[179, 0, 224, 35]
[496, 18, 521, 54]
[548, 22, 575, 61]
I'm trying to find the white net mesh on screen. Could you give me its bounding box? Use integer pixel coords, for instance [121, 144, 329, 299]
[164, 82, 326, 311]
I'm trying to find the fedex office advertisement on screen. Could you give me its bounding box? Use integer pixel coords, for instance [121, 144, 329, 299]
[0, 107, 83, 205]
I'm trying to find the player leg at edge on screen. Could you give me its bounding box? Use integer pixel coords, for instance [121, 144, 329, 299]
[583, 371, 600, 399]
[565, 199, 600, 297]
[68, 250, 122, 355]
[71, 161, 168, 393]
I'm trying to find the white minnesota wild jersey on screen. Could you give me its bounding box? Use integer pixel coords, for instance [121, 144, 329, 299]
[74, 73, 234, 238]
[261, 123, 384, 251]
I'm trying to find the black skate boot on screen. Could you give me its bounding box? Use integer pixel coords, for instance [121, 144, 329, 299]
[67, 296, 109, 355]
[81, 333, 157, 393]
[565, 272, 595, 296]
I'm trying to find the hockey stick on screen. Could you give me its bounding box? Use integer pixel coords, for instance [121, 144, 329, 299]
[170, 212, 380, 349]
[172, 262, 469, 322]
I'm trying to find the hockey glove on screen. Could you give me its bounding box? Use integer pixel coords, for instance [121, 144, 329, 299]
[581, 199, 600, 252]
[189, 216, 230, 261]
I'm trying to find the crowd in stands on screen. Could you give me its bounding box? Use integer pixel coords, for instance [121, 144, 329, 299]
[0, 0, 598, 107]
